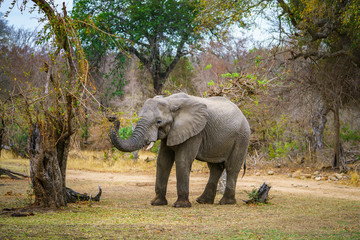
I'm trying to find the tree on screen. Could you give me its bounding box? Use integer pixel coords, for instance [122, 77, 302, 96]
[272, 0, 360, 170]
[72, 0, 206, 94]
[199, 0, 360, 170]
[3, 0, 100, 208]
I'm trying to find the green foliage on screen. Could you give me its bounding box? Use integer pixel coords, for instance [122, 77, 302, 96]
[268, 141, 298, 160]
[254, 55, 262, 67]
[164, 57, 196, 95]
[151, 140, 161, 154]
[72, 0, 207, 93]
[341, 125, 360, 143]
[118, 126, 133, 140]
[207, 80, 215, 86]
[204, 64, 212, 70]
[265, 115, 300, 160]
[80, 124, 89, 140]
[221, 72, 239, 78]
[195, 0, 257, 37]
[246, 188, 259, 202]
[104, 54, 127, 99]
[7, 124, 28, 158]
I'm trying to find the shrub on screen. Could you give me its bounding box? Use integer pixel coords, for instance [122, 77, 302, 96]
[118, 126, 133, 139]
[341, 125, 360, 143]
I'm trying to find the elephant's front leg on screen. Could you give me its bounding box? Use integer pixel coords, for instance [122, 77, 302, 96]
[172, 158, 193, 208]
[172, 136, 201, 208]
[151, 142, 174, 206]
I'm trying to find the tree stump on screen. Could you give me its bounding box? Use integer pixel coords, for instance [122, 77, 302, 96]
[28, 123, 102, 208]
[244, 182, 271, 204]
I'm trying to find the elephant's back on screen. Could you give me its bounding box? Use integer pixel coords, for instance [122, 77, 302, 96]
[197, 96, 246, 122]
[196, 96, 249, 136]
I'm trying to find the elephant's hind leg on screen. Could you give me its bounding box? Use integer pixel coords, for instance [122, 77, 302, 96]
[196, 162, 224, 204]
[219, 141, 248, 205]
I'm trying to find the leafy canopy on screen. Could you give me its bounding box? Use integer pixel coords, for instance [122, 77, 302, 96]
[72, 0, 205, 93]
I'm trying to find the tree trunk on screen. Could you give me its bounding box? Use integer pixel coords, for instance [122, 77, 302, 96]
[153, 75, 164, 95]
[310, 103, 329, 152]
[332, 105, 347, 171]
[80, 108, 90, 150]
[28, 123, 70, 208]
[0, 119, 4, 158]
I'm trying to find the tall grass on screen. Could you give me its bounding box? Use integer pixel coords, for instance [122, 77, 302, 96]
[67, 150, 209, 173]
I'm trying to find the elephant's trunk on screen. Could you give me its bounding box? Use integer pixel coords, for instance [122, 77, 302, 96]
[110, 118, 148, 152]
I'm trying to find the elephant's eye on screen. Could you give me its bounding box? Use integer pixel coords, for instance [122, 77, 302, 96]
[157, 120, 162, 124]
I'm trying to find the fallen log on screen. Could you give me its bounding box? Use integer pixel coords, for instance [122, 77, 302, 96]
[66, 186, 102, 203]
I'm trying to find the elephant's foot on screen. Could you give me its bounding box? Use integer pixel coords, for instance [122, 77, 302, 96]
[196, 195, 214, 204]
[219, 197, 236, 205]
[151, 195, 168, 206]
[172, 198, 192, 208]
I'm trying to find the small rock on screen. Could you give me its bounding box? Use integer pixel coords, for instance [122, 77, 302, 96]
[275, 163, 281, 168]
[315, 176, 322, 181]
[255, 172, 261, 176]
[313, 171, 320, 175]
[292, 170, 302, 178]
[268, 170, 274, 175]
[330, 176, 338, 181]
[288, 173, 293, 178]
[335, 173, 343, 180]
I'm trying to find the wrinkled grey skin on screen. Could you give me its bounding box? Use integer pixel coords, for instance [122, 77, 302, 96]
[110, 93, 250, 208]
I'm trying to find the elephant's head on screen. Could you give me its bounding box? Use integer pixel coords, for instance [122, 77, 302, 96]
[110, 95, 208, 152]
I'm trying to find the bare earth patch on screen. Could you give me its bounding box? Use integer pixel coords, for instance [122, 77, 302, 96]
[65, 169, 360, 202]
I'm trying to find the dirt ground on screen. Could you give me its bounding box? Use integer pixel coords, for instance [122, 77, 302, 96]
[65, 169, 360, 203]
[1, 160, 360, 239]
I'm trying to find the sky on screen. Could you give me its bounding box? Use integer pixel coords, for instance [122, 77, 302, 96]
[0, 0, 73, 30]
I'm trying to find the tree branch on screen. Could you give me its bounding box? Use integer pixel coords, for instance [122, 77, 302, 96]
[277, 0, 298, 28]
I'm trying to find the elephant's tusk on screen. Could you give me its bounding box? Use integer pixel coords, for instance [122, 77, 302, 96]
[146, 142, 155, 151]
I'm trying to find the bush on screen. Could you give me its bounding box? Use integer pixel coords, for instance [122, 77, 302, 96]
[118, 126, 133, 139]
[341, 125, 360, 143]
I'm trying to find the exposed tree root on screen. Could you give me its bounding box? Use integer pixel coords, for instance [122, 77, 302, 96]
[0, 168, 29, 179]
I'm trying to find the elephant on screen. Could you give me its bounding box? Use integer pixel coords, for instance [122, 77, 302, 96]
[110, 93, 250, 208]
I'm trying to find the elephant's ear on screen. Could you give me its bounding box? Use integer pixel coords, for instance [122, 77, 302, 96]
[167, 98, 208, 146]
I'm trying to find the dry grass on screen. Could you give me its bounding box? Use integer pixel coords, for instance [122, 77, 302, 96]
[67, 149, 209, 173]
[350, 171, 359, 186]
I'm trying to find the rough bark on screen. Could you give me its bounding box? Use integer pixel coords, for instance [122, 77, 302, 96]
[28, 123, 69, 208]
[310, 103, 329, 152]
[153, 75, 164, 95]
[0, 119, 3, 158]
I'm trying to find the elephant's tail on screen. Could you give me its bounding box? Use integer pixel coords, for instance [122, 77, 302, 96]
[242, 161, 246, 178]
